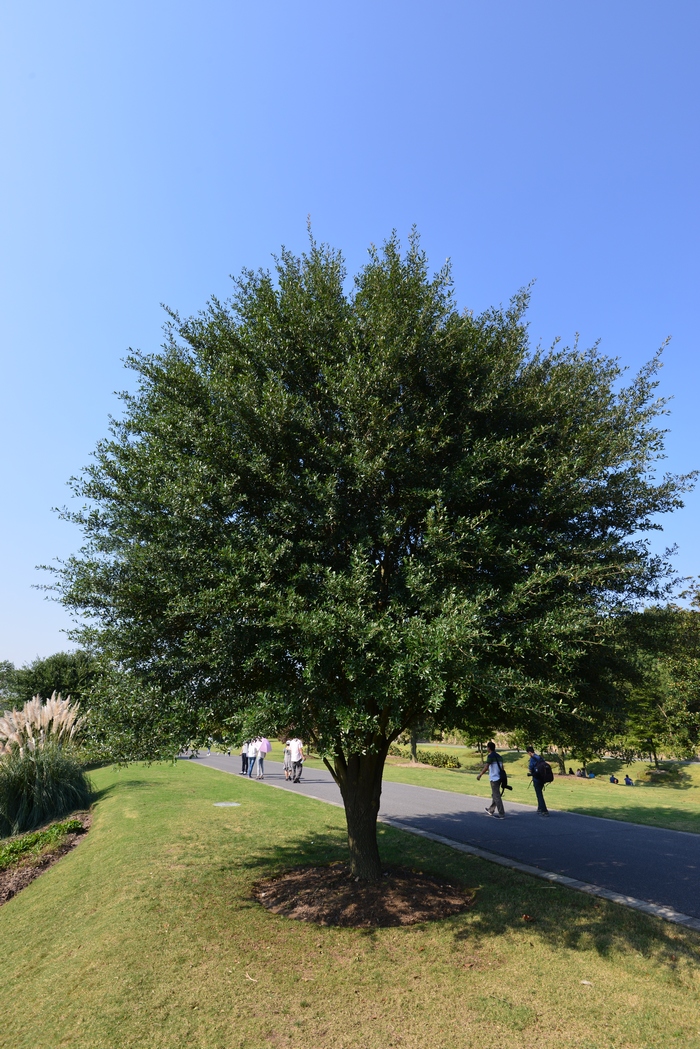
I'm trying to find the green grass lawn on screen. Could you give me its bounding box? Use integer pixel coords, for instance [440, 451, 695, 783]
[263, 742, 700, 835]
[1, 761, 700, 1049]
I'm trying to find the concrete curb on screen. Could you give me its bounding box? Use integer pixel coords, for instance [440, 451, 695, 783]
[195, 758, 700, 934]
[379, 819, 700, 933]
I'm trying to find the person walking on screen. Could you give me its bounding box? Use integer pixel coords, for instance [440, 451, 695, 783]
[289, 737, 305, 783]
[283, 741, 292, 780]
[247, 737, 259, 778]
[526, 746, 549, 816]
[240, 741, 249, 776]
[257, 737, 271, 779]
[477, 741, 505, 818]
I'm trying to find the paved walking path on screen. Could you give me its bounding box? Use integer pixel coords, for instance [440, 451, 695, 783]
[189, 753, 700, 925]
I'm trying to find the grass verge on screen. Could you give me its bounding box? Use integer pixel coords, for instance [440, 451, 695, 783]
[1, 760, 699, 1049]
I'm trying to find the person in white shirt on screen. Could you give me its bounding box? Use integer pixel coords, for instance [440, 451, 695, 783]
[247, 738, 259, 778]
[476, 741, 505, 818]
[240, 741, 249, 776]
[288, 738, 304, 783]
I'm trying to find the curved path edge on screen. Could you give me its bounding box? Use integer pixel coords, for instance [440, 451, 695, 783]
[192, 757, 700, 934]
[379, 819, 700, 933]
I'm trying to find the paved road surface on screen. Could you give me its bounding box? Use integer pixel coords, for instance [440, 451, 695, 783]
[189, 752, 700, 920]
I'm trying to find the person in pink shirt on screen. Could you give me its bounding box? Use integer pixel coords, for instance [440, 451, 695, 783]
[257, 737, 271, 779]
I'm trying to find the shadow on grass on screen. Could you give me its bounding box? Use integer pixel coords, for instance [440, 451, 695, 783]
[90, 783, 118, 804]
[231, 820, 700, 966]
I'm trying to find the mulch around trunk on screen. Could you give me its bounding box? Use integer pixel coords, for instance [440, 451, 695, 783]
[253, 862, 474, 927]
[0, 812, 91, 907]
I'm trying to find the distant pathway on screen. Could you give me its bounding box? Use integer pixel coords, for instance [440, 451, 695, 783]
[189, 753, 700, 928]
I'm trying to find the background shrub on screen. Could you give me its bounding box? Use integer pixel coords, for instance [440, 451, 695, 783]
[387, 744, 461, 769]
[0, 744, 92, 837]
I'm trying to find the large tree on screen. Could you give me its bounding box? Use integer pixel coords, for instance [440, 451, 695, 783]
[55, 234, 691, 880]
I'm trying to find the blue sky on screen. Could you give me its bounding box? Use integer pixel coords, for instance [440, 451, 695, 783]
[1, 1, 698, 665]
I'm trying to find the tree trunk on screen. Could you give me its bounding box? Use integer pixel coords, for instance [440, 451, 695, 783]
[554, 749, 567, 775]
[410, 729, 418, 763]
[330, 747, 387, 883]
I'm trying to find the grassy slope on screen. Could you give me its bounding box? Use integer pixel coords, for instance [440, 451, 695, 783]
[264, 743, 700, 835]
[1, 762, 700, 1049]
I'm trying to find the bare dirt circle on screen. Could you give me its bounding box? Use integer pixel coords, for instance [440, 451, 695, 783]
[253, 862, 474, 927]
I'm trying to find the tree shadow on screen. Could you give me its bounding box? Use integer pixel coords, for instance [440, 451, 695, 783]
[89, 783, 118, 804]
[226, 820, 700, 966]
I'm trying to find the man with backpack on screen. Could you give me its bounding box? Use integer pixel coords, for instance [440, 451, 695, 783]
[526, 745, 552, 816]
[477, 741, 506, 818]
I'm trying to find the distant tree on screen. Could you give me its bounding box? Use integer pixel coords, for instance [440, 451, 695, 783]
[54, 233, 692, 880]
[618, 601, 700, 763]
[12, 651, 99, 706]
[0, 662, 16, 704]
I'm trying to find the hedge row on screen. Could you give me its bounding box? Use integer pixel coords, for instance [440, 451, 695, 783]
[388, 744, 461, 769]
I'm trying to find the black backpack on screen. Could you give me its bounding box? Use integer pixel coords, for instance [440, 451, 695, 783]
[534, 757, 554, 784]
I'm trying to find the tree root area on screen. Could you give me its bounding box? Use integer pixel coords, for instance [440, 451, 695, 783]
[254, 862, 474, 927]
[0, 812, 91, 906]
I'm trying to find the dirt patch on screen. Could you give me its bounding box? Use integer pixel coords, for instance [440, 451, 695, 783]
[254, 862, 474, 927]
[0, 812, 91, 907]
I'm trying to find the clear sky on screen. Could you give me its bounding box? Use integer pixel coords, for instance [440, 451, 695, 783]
[1, 1, 698, 665]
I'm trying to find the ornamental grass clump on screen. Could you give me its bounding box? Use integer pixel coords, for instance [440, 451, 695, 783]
[0, 692, 83, 756]
[0, 694, 92, 836]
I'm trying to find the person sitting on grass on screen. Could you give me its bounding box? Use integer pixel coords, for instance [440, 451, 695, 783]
[609, 774, 619, 784]
[624, 774, 634, 786]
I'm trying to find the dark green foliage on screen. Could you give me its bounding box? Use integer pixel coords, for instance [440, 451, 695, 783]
[80, 663, 195, 764]
[53, 232, 692, 878]
[9, 651, 99, 706]
[0, 745, 92, 837]
[0, 817, 83, 870]
[614, 599, 700, 761]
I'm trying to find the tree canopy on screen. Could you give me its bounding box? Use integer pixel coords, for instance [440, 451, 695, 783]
[1, 651, 99, 708]
[55, 233, 692, 879]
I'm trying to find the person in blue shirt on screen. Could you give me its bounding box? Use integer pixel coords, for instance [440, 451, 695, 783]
[624, 774, 634, 786]
[525, 746, 549, 816]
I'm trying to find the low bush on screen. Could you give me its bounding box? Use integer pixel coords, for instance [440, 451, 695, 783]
[388, 744, 460, 769]
[0, 817, 83, 870]
[0, 744, 92, 837]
